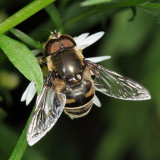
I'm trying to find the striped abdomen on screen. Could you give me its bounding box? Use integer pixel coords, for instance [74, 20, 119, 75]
[63, 79, 95, 119]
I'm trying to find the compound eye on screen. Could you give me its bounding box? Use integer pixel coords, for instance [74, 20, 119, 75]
[50, 41, 61, 53]
[60, 39, 74, 48]
[60, 36, 76, 48]
[45, 39, 61, 56]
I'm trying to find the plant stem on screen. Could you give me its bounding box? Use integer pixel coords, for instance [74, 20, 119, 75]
[0, 0, 55, 34]
[9, 125, 28, 160]
[9, 105, 35, 160]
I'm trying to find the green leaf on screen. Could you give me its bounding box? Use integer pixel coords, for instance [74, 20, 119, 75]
[0, 34, 43, 94]
[63, 2, 114, 28]
[45, 4, 65, 33]
[10, 28, 43, 50]
[64, 0, 149, 30]
[138, 2, 160, 17]
[62, 2, 113, 33]
[0, 0, 56, 33]
[81, 0, 149, 7]
[81, 0, 114, 6]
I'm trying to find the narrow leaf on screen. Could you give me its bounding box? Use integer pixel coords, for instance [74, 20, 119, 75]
[0, 34, 43, 94]
[81, 0, 149, 6]
[64, 0, 149, 28]
[45, 4, 65, 33]
[138, 2, 160, 18]
[10, 28, 43, 50]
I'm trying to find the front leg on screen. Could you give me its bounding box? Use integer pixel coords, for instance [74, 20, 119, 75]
[38, 57, 47, 66]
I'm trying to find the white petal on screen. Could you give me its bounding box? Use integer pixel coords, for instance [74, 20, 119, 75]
[77, 31, 104, 49]
[86, 56, 111, 63]
[93, 95, 101, 107]
[74, 33, 89, 46]
[73, 36, 77, 41]
[31, 49, 41, 56]
[21, 82, 33, 102]
[76, 45, 89, 50]
[22, 82, 36, 105]
[25, 82, 36, 105]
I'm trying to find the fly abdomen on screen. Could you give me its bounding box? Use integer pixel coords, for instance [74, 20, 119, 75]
[63, 79, 95, 119]
[64, 99, 94, 119]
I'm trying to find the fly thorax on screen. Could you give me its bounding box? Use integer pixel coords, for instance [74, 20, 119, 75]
[66, 73, 82, 84]
[50, 49, 84, 79]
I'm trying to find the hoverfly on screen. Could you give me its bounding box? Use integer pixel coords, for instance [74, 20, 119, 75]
[21, 31, 151, 146]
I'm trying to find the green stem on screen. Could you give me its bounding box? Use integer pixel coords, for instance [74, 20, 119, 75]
[9, 105, 35, 160]
[9, 125, 28, 160]
[0, 0, 56, 34]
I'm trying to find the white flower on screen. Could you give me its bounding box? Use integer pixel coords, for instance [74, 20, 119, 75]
[74, 31, 105, 50]
[21, 81, 36, 106]
[93, 95, 101, 107]
[21, 31, 110, 106]
[31, 49, 41, 56]
[85, 56, 111, 63]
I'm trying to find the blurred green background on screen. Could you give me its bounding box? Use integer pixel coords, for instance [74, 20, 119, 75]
[0, 0, 160, 160]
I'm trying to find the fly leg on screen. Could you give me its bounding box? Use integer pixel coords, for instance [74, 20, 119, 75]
[39, 57, 47, 66]
[84, 59, 99, 77]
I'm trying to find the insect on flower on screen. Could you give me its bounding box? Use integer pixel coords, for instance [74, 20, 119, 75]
[21, 31, 151, 146]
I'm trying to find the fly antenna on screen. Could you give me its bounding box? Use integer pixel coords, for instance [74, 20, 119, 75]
[49, 30, 59, 39]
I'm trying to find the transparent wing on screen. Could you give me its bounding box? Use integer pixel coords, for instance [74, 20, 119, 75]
[27, 86, 66, 146]
[87, 61, 151, 101]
